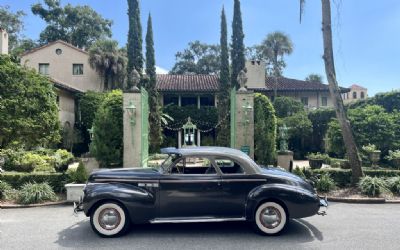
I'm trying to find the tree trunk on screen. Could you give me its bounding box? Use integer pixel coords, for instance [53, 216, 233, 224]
[321, 0, 363, 184]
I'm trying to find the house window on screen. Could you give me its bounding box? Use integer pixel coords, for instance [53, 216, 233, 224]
[353, 91, 357, 99]
[38, 63, 49, 75]
[200, 95, 214, 106]
[73, 64, 84, 75]
[321, 96, 328, 107]
[301, 97, 309, 106]
[361, 92, 365, 99]
[181, 96, 197, 106]
[163, 95, 179, 106]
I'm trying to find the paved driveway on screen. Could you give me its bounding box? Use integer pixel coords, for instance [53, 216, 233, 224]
[0, 202, 399, 249]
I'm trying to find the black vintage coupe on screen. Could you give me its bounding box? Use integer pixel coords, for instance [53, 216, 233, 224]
[76, 147, 327, 237]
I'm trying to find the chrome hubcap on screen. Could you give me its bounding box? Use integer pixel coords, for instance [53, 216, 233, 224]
[260, 206, 282, 229]
[99, 208, 121, 230]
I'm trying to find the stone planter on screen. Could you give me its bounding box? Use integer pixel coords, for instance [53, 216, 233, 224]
[277, 150, 293, 172]
[309, 159, 324, 169]
[65, 183, 86, 202]
[369, 150, 381, 168]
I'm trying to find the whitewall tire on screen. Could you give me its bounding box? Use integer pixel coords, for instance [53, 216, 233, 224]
[254, 201, 287, 235]
[90, 202, 130, 237]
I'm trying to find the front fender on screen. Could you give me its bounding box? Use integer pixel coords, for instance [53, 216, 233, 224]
[246, 183, 320, 220]
[82, 182, 157, 223]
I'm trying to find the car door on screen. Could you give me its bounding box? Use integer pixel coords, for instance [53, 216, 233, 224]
[158, 156, 225, 218]
[213, 157, 266, 218]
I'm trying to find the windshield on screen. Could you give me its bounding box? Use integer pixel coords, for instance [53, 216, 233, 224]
[159, 154, 176, 173]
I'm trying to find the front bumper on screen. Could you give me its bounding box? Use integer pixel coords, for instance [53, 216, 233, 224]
[318, 196, 328, 216]
[73, 196, 84, 215]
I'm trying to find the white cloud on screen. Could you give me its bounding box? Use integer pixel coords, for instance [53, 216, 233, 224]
[155, 66, 169, 74]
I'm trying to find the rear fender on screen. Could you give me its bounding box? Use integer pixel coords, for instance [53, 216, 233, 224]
[246, 183, 319, 220]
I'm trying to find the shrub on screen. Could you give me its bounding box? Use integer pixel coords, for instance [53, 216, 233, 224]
[292, 166, 306, 178]
[90, 90, 123, 167]
[308, 108, 335, 152]
[358, 176, 388, 197]
[254, 93, 277, 165]
[67, 162, 88, 184]
[0, 180, 12, 199]
[53, 149, 74, 172]
[307, 152, 330, 162]
[387, 177, 400, 195]
[20, 153, 51, 172]
[385, 150, 400, 169]
[0, 172, 67, 193]
[273, 96, 304, 118]
[17, 182, 57, 204]
[316, 174, 336, 192]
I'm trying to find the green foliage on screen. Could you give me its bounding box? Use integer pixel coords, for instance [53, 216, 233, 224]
[0, 172, 66, 192]
[362, 144, 378, 153]
[231, 0, 246, 89]
[31, 0, 112, 49]
[78, 91, 105, 130]
[170, 41, 221, 75]
[0, 55, 61, 148]
[254, 93, 277, 165]
[10, 39, 39, 62]
[19, 153, 53, 173]
[307, 152, 330, 161]
[17, 182, 57, 204]
[347, 90, 400, 113]
[273, 96, 304, 118]
[387, 177, 400, 194]
[163, 105, 218, 131]
[326, 105, 400, 157]
[53, 149, 74, 172]
[216, 7, 231, 147]
[292, 166, 306, 178]
[201, 135, 215, 146]
[0, 180, 13, 200]
[88, 40, 126, 90]
[359, 176, 388, 197]
[127, 0, 143, 88]
[66, 161, 88, 184]
[308, 108, 335, 152]
[386, 150, 400, 161]
[146, 14, 163, 153]
[90, 90, 123, 167]
[316, 174, 336, 192]
[305, 74, 323, 83]
[0, 6, 25, 50]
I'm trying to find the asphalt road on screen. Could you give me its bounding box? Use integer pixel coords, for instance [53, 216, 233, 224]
[0, 202, 399, 250]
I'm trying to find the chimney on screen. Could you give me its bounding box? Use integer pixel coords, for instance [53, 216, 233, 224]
[245, 60, 266, 89]
[0, 28, 9, 55]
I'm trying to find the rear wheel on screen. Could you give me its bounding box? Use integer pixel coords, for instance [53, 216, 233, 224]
[90, 202, 130, 237]
[253, 201, 287, 235]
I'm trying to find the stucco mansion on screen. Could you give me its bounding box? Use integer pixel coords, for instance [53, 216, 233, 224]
[0, 31, 367, 136]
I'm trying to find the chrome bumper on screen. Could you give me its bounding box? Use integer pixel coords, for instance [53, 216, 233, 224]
[73, 196, 84, 215]
[318, 196, 328, 216]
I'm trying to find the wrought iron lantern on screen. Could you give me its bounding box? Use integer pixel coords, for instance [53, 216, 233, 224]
[125, 101, 137, 126]
[182, 117, 197, 147]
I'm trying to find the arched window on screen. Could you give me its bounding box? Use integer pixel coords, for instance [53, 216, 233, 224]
[352, 92, 357, 99]
[361, 92, 365, 99]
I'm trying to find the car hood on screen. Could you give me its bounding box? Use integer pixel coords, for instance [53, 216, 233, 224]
[88, 167, 160, 181]
[259, 166, 314, 192]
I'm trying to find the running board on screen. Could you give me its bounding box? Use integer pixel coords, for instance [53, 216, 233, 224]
[150, 217, 246, 224]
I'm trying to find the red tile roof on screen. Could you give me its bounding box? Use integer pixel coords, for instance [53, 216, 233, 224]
[261, 76, 331, 91]
[350, 84, 367, 90]
[21, 40, 88, 57]
[156, 74, 219, 92]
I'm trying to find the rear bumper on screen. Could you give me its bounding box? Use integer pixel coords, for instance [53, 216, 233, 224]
[318, 196, 328, 216]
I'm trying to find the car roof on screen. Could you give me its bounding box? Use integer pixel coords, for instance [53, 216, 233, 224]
[161, 146, 245, 157]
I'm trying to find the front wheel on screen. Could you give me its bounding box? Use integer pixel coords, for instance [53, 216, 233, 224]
[253, 201, 287, 235]
[90, 202, 130, 237]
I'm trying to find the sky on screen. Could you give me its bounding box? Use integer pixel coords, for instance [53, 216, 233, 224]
[2, 0, 400, 95]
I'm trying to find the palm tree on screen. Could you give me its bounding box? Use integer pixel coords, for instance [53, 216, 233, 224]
[88, 40, 127, 90]
[300, 0, 363, 183]
[259, 32, 293, 100]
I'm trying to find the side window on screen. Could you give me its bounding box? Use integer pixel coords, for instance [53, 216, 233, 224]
[215, 158, 245, 174]
[170, 157, 216, 175]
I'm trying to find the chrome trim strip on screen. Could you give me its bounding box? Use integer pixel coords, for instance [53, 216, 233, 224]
[94, 178, 158, 183]
[221, 179, 266, 182]
[159, 179, 266, 183]
[150, 217, 246, 224]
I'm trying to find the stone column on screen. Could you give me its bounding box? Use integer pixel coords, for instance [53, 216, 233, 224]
[123, 90, 142, 168]
[233, 90, 255, 159]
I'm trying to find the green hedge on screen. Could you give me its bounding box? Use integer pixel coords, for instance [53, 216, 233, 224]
[306, 168, 400, 187]
[0, 172, 67, 193]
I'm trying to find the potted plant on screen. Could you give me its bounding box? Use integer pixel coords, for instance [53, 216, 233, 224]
[65, 161, 88, 202]
[307, 152, 329, 169]
[362, 144, 381, 169]
[385, 150, 400, 170]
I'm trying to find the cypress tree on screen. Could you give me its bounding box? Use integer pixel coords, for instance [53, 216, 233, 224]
[216, 7, 231, 147]
[231, 0, 245, 89]
[127, 0, 143, 89]
[145, 13, 162, 152]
